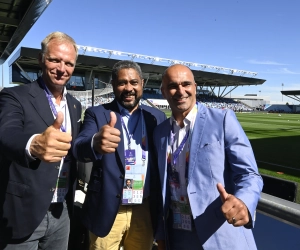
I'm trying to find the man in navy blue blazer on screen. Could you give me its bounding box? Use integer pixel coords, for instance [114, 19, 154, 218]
[73, 60, 166, 250]
[0, 32, 82, 250]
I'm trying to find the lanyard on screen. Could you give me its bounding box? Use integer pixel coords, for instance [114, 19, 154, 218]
[121, 109, 146, 161]
[170, 129, 190, 168]
[40, 79, 67, 133]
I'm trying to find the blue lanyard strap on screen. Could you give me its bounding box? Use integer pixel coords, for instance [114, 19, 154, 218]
[121, 109, 146, 161]
[40, 79, 66, 133]
[170, 129, 190, 167]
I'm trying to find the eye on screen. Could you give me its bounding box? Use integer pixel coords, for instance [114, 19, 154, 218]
[48, 58, 59, 63]
[182, 82, 192, 88]
[130, 81, 138, 86]
[117, 81, 125, 86]
[168, 84, 178, 90]
[66, 62, 74, 67]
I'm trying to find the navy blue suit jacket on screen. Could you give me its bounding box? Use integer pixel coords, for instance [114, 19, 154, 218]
[0, 79, 82, 241]
[73, 100, 166, 237]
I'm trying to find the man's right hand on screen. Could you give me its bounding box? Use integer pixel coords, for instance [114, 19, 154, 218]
[93, 112, 121, 154]
[156, 240, 166, 250]
[30, 111, 72, 162]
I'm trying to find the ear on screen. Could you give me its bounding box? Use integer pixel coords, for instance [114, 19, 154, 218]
[141, 79, 144, 88]
[38, 52, 43, 67]
[161, 86, 166, 99]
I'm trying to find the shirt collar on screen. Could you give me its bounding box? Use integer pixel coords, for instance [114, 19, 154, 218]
[170, 103, 198, 127]
[117, 101, 141, 118]
[43, 83, 67, 100]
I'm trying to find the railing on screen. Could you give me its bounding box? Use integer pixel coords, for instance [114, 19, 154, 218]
[257, 192, 300, 228]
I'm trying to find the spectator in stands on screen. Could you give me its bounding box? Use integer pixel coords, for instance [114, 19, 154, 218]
[153, 64, 263, 250]
[0, 32, 82, 249]
[73, 60, 166, 250]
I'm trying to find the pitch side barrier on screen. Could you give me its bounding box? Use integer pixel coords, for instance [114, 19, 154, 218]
[77, 162, 300, 227]
[257, 192, 300, 228]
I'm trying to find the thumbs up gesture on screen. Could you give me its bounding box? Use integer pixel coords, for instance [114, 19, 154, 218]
[217, 183, 250, 227]
[30, 111, 72, 162]
[93, 112, 121, 154]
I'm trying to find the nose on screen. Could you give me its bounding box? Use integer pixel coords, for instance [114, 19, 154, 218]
[124, 83, 133, 92]
[176, 84, 185, 95]
[57, 61, 66, 72]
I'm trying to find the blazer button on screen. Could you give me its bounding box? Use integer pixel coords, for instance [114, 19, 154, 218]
[55, 165, 60, 170]
[50, 188, 55, 192]
[116, 194, 121, 198]
[119, 175, 124, 179]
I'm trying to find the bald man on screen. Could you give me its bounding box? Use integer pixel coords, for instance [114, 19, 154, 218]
[153, 64, 263, 250]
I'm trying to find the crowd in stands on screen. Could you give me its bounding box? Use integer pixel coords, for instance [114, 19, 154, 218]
[196, 94, 253, 112]
[71, 93, 115, 111]
[70, 91, 252, 113]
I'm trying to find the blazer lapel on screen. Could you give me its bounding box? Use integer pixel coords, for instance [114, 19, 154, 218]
[157, 120, 171, 206]
[66, 94, 78, 138]
[188, 103, 207, 181]
[28, 80, 54, 127]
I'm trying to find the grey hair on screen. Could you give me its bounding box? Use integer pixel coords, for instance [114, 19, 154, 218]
[40, 31, 78, 62]
[111, 60, 143, 81]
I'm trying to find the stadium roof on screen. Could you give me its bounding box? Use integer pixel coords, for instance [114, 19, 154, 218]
[281, 90, 300, 102]
[9, 46, 266, 98]
[0, 0, 51, 64]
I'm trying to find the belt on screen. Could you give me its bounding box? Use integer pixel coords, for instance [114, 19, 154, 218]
[48, 202, 63, 211]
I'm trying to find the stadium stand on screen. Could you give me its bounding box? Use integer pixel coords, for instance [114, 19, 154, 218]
[265, 104, 293, 113]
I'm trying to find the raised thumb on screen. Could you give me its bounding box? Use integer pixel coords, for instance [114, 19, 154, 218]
[217, 183, 228, 203]
[108, 112, 117, 127]
[53, 111, 64, 130]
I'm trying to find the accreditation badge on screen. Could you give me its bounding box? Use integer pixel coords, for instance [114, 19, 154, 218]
[122, 165, 145, 205]
[171, 199, 192, 231]
[125, 149, 136, 165]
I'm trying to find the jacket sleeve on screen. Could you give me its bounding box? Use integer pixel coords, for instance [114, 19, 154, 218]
[0, 89, 34, 167]
[224, 109, 263, 228]
[73, 107, 104, 162]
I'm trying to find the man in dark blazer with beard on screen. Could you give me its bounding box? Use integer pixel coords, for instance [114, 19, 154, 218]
[73, 60, 166, 250]
[0, 32, 82, 250]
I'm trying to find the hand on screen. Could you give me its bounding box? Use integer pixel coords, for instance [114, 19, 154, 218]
[93, 112, 121, 154]
[156, 240, 166, 250]
[30, 112, 72, 162]
[217, 183, 249, 227]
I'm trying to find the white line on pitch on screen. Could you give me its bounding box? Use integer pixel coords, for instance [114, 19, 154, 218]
[257, 160, 300, 171]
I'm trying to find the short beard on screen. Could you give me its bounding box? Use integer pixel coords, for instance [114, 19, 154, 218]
[118, 96, 141, 112]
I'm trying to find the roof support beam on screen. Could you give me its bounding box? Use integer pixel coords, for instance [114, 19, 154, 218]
[0, 35, 11, 42]
[223, 85, 238, 98]
[0, 16, 19, 27]
[210, 86, 216, 96]
[220, 86, 228, 98]
[284, 95, 300, 102]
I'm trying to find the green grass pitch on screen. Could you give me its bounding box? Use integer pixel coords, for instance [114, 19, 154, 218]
[163, 110, 300, 202]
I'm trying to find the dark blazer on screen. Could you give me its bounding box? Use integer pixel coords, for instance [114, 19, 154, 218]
[0, 79, 82, 241]
[73, 100, 166, 237]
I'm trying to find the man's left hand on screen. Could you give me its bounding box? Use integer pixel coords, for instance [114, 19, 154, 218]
[217, 183, 249, 227]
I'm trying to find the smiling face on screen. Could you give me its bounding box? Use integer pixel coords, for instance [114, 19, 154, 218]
[161, 64, 197, 121]
[39, 39, 76, 96]
[112, 68, 144, 113]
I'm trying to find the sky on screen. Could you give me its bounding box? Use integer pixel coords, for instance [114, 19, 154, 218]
[2, 0, 300, 103]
